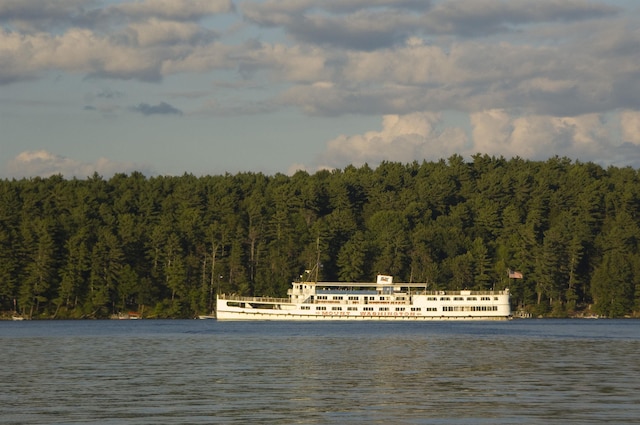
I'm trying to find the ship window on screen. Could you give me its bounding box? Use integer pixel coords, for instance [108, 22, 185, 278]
[317, 296, 327, 300]
[427, 297, 437, 301]
[301, 306, 310, 310]
[395, 307, 405, 311]
[379, 307, 389, 311]
[316, 306, 326, 310]
[440, 297, 450, 301]
[467, 297, 477, 301]
[347, 307, 357, 311]
[494, 297, 499, 300]
[348, 296, 358, 300]
[481, 297, 491, 301]
[333, 296, 343, 300]
[363, 307, 374, 311]
[453, 297, 464, 301]
[332, 306, 342, 311]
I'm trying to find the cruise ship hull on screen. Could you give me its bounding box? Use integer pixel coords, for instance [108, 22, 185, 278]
[215, 309, 510, 321]
[216, 275, 511, 321]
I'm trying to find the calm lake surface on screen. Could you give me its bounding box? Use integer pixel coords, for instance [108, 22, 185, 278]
[1, 319, 639, 424]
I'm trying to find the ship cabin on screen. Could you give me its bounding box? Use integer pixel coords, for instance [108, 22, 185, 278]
[288, 275, 424, 306]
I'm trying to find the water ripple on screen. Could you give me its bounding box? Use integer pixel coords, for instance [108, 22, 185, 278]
[1, 320, 639, 424]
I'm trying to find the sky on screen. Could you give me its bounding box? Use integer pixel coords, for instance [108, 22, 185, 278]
[1, 0, 640, 179]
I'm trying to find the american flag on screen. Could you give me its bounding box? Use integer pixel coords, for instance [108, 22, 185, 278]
[508, 269, 523, 279]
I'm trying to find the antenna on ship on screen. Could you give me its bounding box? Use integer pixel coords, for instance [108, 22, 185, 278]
[315, 236, 320, 283]
[303, 236, 321, 284]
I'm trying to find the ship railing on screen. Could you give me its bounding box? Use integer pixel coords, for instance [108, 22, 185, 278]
[218, 294, 290, 303]
[312, 300, 410, 305]
[365, 300, 410, 304]
[415, 290, 508, 296]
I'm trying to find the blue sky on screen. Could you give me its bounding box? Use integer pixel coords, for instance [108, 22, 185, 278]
[1, 0, 640, 178]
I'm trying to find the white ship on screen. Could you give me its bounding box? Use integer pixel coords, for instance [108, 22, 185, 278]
[216, 275, 511, 320]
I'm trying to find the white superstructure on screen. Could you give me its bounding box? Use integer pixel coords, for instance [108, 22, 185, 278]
[215, 275, 511, 320]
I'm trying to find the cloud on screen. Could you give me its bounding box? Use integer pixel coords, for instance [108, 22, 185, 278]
[312, 109, 640, 171]
[469, 110, 613, 161]
[242, 0, 427, 50]
[0, 0, 234, 84]
[0, 0, 633, 120]
[110, 0, 234, 22]
[422, 0, 619, 37]
[272, 23, 640, 117]
[131, 101, 182, 115]
[242, 0, 618, 50]
[1, 0, 640, 178]
[0, 0, 89, 32]
[317, 112, 468, 169]
[621, 111, 640, 144]
[5, 150, 153, 179]
[0, 0, 235, 31]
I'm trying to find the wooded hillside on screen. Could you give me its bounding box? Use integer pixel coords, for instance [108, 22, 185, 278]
[2, 155, 639, 319]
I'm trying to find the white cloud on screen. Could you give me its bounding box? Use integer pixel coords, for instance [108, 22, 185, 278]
[5, 150, 151, 178]
[312, 109, 640, 170]
[287, 162, 309, 175]
[1, 0, 636, 118]
[2, 0, 640, 178]
[317, 112, 468, 169]
[0, 0, 235, 83]
[621, 110, 640, 144]
[471, 110, 614, 161]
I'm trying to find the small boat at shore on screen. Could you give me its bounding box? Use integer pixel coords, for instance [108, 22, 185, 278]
[110, 312, 141, 320]
[216, 275, 511, 321]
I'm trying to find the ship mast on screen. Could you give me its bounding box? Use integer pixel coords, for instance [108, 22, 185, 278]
[314, 236, 320, 283]
[303, 236, 321, 283]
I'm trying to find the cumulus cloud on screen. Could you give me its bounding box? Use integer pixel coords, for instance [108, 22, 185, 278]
[0, 0, 234, 84]
[317, 112, 468, 169]
[5, 150, 152, 178]
[243, 0, 619, 50]
[621, 110, 640, 144]
[0, 0, 634, 118]
[313, 109, 640, 170]
[275, 31, 639, 117]
[0, 0, 234, 31]
[0, 0, 89, 32]
[470, 110, 613, 161]
[1, 0, 640, 177]
[422, 0, 619, 37]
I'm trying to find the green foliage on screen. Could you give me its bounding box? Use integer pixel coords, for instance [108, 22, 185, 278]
[1, 157, 639, 318]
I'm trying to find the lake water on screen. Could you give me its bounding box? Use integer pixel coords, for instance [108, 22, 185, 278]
[0, 319, 639, 424]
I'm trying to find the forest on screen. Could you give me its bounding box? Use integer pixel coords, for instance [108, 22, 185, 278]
[1, 154, 640, 319]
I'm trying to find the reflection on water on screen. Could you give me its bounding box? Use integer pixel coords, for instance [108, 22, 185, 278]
[1, 320, 639, 424]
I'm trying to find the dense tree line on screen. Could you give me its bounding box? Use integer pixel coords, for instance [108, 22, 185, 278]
[2, 155, 640, 319]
